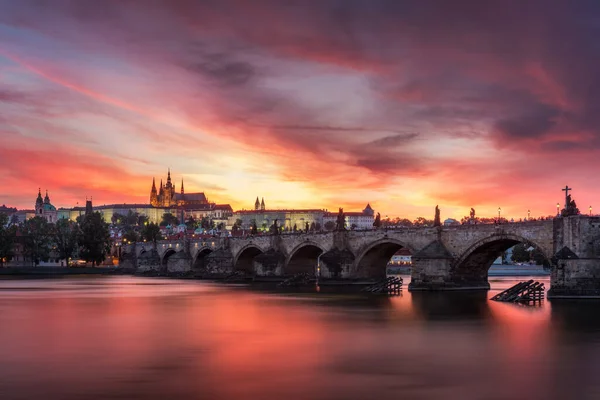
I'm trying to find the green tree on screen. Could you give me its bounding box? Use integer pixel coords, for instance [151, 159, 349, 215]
[9, 214, 19, 226]
[142, 222, 162, 245]
[232, 218, 243, 234]
[511, 243, 530, 263]
[0, 213, 17, 267]
[373, 212, 382, 228]
[79, 212, 112, 266]
[186, 216, 199, 230]
[324, 221, 336, 231]
[200, 216, 212, 230]
[137, 215, 149, 227]
[22, 216, 53, 266]
[123, 210, 139, 226]
[111, 213, 124, 225]
[54, 218, 80, 266]
[122, 228, 139, 243]
[413, 217, 434, 227]
[160, 213, 179, 227]
[531, 248, 550, 267]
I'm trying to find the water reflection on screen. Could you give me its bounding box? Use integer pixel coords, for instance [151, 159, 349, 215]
[0, 276, 599, 399]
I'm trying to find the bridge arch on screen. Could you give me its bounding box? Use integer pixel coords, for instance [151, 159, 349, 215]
[354, 238, 415, 279]
[284, 242, 325, 276]
[192, 247, 213, 271]
[452, 234, 552, 285]
[162, 248, 177, 269]
[233, 244, 264, 274]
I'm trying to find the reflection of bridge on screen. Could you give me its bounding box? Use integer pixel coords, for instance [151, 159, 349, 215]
[121, 216, 600, 298]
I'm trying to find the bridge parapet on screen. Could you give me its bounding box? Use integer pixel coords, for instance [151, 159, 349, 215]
[118, 217, 600, 297]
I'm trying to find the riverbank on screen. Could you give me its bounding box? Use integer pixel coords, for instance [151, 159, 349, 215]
[0, 267, 136, 276]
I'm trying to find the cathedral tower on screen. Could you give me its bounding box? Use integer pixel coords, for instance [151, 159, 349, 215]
[261, 197, 265, 211]
[255, 197, 260, 210]
[150, 177, 158, 207]
[35, 188, 43, 215]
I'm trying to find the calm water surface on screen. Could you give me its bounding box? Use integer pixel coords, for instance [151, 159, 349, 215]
[1, 275, 600, 400]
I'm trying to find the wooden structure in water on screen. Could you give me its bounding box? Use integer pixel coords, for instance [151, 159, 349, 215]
[490, 280, 545, 303]
[362, 277, 403, 295]
[223, 271, 252, 282]
[278, 272, 315, 287]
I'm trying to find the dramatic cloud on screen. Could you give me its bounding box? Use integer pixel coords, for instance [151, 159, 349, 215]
[1, 0, 600, 218]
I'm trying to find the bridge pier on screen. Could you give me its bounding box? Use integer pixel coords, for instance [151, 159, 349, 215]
[548, 216, 600, 298]
[408, 239, 490, 291]
[253, 250, 285, 276]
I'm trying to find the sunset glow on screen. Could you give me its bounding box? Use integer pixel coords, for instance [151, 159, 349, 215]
[1, 1, 599, 219]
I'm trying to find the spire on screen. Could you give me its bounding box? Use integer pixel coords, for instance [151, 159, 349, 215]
[36, 188, 43, 208]
[44, 190, 50, 204]
[181, 178, 184, 195]
[167, 168, 172, 183]
[261, 197, 265, 211]
[255, 196, 260, 210]
[151, 177, 157, 192]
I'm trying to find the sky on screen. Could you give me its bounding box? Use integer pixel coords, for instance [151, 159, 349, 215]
[1, 0, 599, 220]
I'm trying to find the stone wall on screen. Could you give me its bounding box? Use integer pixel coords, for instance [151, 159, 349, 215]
[120, 217, 600, 297]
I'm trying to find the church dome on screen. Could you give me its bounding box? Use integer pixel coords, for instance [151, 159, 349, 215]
[43, 203, 56, 211]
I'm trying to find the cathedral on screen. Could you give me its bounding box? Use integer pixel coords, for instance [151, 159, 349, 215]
[150, 169, 209, 208]
[35, 189, 57, 223]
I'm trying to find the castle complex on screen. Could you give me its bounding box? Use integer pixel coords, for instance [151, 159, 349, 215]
[150, 169, 208, 208]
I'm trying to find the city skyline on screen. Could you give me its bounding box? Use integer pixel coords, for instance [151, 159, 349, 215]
[2, 1, 600, 219]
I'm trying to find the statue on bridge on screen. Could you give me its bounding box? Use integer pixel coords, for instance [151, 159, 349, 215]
[561, 194, 580, 217]
[270, 219, 280, 235]
[336, 208, 346, 231]
[470, 208, 476, 220]
[434, 205, 441, 227]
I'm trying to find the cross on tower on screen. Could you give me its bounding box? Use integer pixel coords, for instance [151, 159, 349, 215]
[562, 185, 572, 210]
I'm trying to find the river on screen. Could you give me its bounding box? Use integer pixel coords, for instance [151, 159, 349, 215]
[0, 275, 599, 400]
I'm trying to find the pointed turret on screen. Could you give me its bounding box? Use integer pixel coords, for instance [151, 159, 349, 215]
[150, 177, 158, 207]
[255, 197, 260, 210]
[261, 197, 265, 211]
[167, 168, 172, 184]
[181, 178, 184, 195]
[35, 188, 44, 210]
[44, 190, 50, 204]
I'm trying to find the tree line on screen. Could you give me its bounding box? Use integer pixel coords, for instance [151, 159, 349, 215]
[0, 212, 127, 267]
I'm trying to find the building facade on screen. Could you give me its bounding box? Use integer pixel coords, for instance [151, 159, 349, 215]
[35, 189, 57, 223]
[150, 169, 209, 208]
[322, 204, 375, 230]
[230, 198, 325, 231]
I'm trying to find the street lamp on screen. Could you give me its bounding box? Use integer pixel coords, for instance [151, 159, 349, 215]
[498, 207, 501, 220]
[590, 206, 593, 216]
[527, 209, 531, 219]
[557, 203, 560, 216]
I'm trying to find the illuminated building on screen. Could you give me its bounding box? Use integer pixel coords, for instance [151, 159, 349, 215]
[150, 169, 209, 208]
[230, 197, 325, 231]
[35, 189, 57, 223]
[322, 204, 375, 230]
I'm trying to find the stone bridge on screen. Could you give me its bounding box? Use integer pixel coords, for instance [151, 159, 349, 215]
[120, 216, 600, 298]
